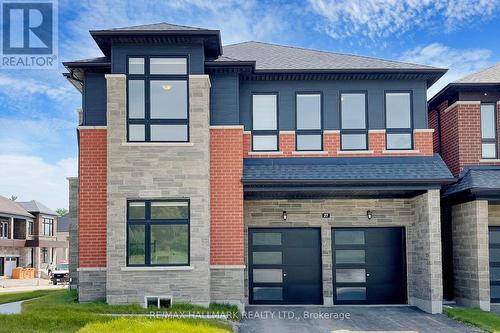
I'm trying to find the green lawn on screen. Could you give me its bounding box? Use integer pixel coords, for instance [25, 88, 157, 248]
[0, 290, 236, 333]
[0, 290, 59, 304]
[444, 307, 500, 333]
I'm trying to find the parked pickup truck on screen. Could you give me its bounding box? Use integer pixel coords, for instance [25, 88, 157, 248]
[50, 263, 69, 285]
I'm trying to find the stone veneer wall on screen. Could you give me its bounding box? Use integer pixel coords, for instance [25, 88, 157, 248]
[451, 200, 490, 310]
[105, 74, 211, 306]
[67, 177, 79, 288]
[243, 190, 442, 313]
[408, 190, 443, 313]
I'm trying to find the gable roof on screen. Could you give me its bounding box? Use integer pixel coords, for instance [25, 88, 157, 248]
[0, 196, 34, 218]
[18, 200, 58, 216]
[443, 166, 500, 200]
[214, 41, 444, 72]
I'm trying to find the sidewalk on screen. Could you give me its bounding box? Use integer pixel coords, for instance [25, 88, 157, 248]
[0, 278, 67, 293]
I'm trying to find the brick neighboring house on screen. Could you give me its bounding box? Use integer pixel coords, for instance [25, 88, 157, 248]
[0, 196, 68, 278]
[429, 62, 500, 311]
[64, 22, 454, 313]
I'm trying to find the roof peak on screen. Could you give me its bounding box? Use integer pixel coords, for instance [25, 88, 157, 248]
[93, 22, 212, 32]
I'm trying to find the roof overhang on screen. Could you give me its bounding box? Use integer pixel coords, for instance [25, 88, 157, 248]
[206, 61, 446, 86]
[428, 82, 500, 110]
[90, 29, 222, 58]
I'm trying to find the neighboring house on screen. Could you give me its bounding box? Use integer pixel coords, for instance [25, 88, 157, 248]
[429, 62, 500, 311]
[17, 200, 69, 276]
[64, 22, 454, 313]
[56, 215, 70, 264]
[0, 196, 68, 278]
[0, 196, 34, 277]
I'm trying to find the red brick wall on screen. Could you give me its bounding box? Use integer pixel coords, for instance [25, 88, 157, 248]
[243, 131, 433, 157]
[78, 129, 107, 268]
[210, 128, 244, 265]
[433, 101, 500, 176]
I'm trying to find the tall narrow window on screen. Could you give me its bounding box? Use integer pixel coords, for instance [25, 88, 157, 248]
[0, 220, 8, 238]
[41, 248, 48, 264]
[341, 92, 367, 150]
[296, 93, 322, 151]
[42, 218, 53, 236]
[252, 93, 278, 151]
[127, 200, 190, 266]
[385, 91, 412, 150]
[127, 56, 189, 142]
[28, 221, 33, 236]
[481, 103, 497, 159]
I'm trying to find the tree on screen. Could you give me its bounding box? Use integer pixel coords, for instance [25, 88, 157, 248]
[10, 195, 17, 201]
[56, 208, 68, 217]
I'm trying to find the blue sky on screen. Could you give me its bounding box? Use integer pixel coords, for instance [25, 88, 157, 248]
[0, 0, 499, 209]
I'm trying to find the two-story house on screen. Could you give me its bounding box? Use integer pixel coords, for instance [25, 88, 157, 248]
[429, 63, 500, 312]
[64, 23, 453, 313]
[0, 196, 67, 277]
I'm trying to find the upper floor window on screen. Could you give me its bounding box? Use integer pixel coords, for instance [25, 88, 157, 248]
[341, 92, 367, 150]
[42, 218, 53, 236]
[127, 200, 189, 266]
[296, 93, 322, 151]
[127, 56, 189, 142]
[481, 103, 498, 159]
[28, 221, 33, 236]
[252, 93, 278, 151]
[385, 91, 413, 150]
[0, 220, 8, 238]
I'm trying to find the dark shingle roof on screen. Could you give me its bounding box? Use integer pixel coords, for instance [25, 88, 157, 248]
[18, 200, 57, 216]
[57, 216, 70, 232]
[215, 41, 444, 72]
[0, 196, 34, 218]
[443, 166, 500, 197]
[242, 155, 453, 185]
[63, 56, 110, 67]
[99, 22, 209, 32]
[456, 62, 500, 84]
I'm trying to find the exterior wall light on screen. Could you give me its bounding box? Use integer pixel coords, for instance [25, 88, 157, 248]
[366, 210, 373, 220]
[282, 211, 288, 221]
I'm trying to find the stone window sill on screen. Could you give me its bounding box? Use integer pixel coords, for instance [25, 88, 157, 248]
[383, 150, 420, 154]
[337, 150, 374, 155]
[248, 151, 284, 155]
[292, 151, 328, 155]
[121, 266, 194, 272]
[121, 142, 194, 147]
[480, 159, 500, 162]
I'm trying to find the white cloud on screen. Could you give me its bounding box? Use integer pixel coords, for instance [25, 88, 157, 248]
[400, 43, 493, 98]
[0, 74, 75, 103]
[307, 0, 499, 41]
[0, 155, 77, 209]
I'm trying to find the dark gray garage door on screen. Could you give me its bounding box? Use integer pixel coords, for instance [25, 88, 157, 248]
[489, 227, 500, 302]
[332, 227, 407, 305]
[249, 228, 322, 305]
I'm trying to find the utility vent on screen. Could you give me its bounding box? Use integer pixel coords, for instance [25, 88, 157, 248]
[144, 296, 172, 309]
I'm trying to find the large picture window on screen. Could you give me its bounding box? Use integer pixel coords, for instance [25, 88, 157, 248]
[481, 103, 498, 159]
[42, 218, 53, 236]
[296, 93, 322, 151]
[385, 91, 413, 150]
[252, 93, 278, 151]
[340, 92, 368, 150]
[127, 56, 189, 142]
[127, 200, 189, 266]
